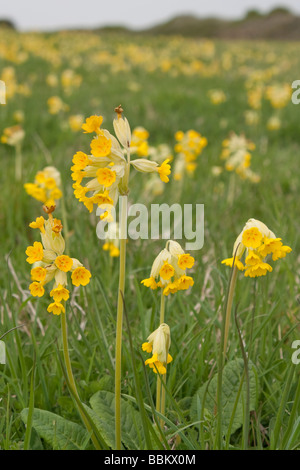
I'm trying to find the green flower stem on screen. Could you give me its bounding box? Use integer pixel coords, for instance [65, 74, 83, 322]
[115, 194, 127, 450]
[59, 208, 100, 449]
[223, 265, 238, 356]
[156, 292, 166, 427]
[60, 307, 101, 450]
[215, 263, 238, 449]
[15, 143, 22, 181]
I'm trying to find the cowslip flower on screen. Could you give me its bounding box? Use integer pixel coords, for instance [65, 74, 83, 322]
[247, 85, 263, 110]
[68, 114, 84, 132]
[26, 206, 91, 315]
[47, 96, 69, 114]
[1, 125, 25, 147]
[73, 106, 171, 450]
[130, 127, 150, 157]
[222, 218, 292, 278]
[265, 84, 291, 109]
[142, 323, 172, 375]
[208, 89, 227, 105]
[173, 129, 207, 180]
[267, 115, 281, 131]
[72, 109, 171, 219]
[24, 166, 62, 207]
[220, 132, 260, 183]
[141, 240, 195, 296]
[102, 222, 120, 257]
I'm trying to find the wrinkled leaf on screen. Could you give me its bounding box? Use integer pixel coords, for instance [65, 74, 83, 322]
[191, 359, 258, 435]
[90, 390, 147, 449]
[21, 408, 90, 450]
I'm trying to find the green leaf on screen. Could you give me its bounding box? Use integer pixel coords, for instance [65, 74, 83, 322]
[89, 390, 147, 450]
[21, 408, 90, 450]
[191, 359, 258, 435]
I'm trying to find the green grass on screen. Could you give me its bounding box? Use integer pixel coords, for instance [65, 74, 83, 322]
[0, 30, 299, 450]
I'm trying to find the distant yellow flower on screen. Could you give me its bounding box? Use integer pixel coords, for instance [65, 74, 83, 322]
[220, 132, 259, 183]
[173, 129, 207, 179]
[68, 114, 84, 132]
[1, 125, 25, 146]
[47, 96, 68, 114]
[24, 166, 62, 207]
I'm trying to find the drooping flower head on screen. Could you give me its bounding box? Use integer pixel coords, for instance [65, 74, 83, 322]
[142, 323, 172, 374]
[72, 108, 171, 220]
[222, 218, 292, 278]
[265, 83, 291, 109]
[220, 133, 260, 183]
[173, 129, 207, 180]
[24, 166, 62, 207]
[26, 206, 91, 315]
[130, 127, 150, 157]
[141, 240, 195, 296]
[1, 125, 25, 147]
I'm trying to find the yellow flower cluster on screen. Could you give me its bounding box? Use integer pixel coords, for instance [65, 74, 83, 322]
[247, 85, 263, 110]
[26, 207, 91, 315]
[142, 323, 172, 375]
[222, 218, 292, 278]
[61, 69, 82, 94]
[47, 96, 69, 115]
[71, 111, 171, 219]
[1, 66, 31, 101]
[220, 133, 260, 183]
[141, 240, 194, 296]
[24, 166, 62, 207]
[130, 127, 150, 157]
[1, 125, 25, 147]
[208, 89, 227, 105]
[102, 222, 120, 257]
[173, 129, 207, 180]
[265, 84, 291, 109]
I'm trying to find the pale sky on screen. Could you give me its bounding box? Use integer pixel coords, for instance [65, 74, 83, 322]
[0, 0, 299, 31]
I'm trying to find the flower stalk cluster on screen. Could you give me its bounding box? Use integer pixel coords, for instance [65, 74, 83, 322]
[24, 166, 62, 207]
[141, 240, 195, 296]
[26, 205, 91, 315]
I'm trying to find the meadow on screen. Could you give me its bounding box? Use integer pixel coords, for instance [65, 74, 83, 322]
[0, 29, 299, 450]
